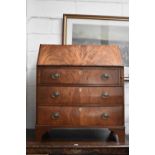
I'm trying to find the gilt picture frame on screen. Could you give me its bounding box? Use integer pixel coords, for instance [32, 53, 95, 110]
[62, 14, 129, 80]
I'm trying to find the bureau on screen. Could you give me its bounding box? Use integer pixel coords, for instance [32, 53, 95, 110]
[36, 45, 125, 142]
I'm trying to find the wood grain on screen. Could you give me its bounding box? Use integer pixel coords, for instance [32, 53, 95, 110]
[37, 106, 123, 127]
[36, 45, 125, 142]
[37, 86, 123, 106]
[38, 67, 123, 85]
[37, 45, 123, 66]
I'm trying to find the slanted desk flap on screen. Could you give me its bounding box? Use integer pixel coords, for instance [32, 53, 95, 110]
[37, 44, 123, 66]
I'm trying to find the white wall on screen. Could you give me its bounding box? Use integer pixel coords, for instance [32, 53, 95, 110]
[27, 0, 129, 134]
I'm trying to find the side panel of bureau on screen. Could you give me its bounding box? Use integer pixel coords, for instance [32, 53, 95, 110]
[37, 106, 124, 127]
[37, 86, 123, 106]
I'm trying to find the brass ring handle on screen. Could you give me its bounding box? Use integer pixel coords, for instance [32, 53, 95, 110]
[51, 73, 60, 79]
[51, 112, 60, 120]
[101, 92, 109, 98]
[51, 91, 60, 98]
[101, 73, 110, 80]
[101, 113, 109, 120]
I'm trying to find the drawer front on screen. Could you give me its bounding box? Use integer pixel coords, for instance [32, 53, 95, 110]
[38, 67, 122, 85]
[79, 106, 124, 127]
[37, 107, 80, 126]
[37, 86, 123, 106]
[37, 106, 123, 127]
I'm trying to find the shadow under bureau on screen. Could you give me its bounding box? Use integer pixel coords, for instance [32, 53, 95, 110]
[36, 44, 125, 142]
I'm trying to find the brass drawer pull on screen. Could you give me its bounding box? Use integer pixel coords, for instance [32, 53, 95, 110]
[51, 91, 60, 98]
[51, 73, 60, 79]
[101, 92, 109, 98]
[101, 73, 110, 80]
[101, 113, 109, 119]
[51, 112, 60, 120]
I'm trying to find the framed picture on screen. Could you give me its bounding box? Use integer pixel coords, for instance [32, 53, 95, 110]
[62, 14, 129, 80]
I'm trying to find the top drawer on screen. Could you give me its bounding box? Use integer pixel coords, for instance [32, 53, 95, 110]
[37, 67, 123, 86]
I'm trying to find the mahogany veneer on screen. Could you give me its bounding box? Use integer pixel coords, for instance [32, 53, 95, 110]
[36, 44, 125, 142]
[38, 67, 122, 85]
[37, 86, 123, 106]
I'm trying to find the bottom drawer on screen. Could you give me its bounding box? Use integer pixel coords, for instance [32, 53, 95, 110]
[37, 106, 124, 127]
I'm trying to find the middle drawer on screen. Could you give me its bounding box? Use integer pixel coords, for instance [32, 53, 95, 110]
[37, 86, 123, 106]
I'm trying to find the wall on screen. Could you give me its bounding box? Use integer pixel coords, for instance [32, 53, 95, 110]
[27, 0, 129, 134]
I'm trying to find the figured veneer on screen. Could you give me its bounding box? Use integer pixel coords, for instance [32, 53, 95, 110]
[36, 44, 125, 142]
[37, 45, 123, 66]
[37, 106, 123, 127]
[38, 67, 122, 86]
[37, 86, 123, 106]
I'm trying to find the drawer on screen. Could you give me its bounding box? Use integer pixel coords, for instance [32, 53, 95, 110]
[38, 67, 122, 85]
[37, 86, 123, 106]
[37, 106, 124, 127]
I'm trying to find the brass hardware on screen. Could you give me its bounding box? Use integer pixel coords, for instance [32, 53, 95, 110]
[51, 112, 60, 120]
[51, 73, 60, 79]
[102, 92, 109, 98]
[51, 91, 60, 98]
[101, 113, 109, 119]
[101, 73, 110, 80]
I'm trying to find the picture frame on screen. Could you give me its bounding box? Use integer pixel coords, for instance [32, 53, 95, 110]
[62, 14, 129, 80]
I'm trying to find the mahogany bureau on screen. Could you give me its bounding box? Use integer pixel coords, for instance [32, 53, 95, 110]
[36, 44, 125, 142]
